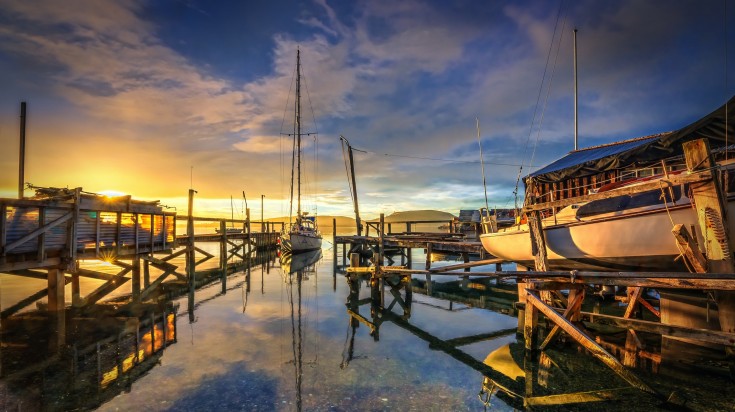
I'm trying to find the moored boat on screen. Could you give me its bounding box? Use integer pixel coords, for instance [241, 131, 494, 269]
[281, 48, 323, 254]
[480, 95, 735, 272]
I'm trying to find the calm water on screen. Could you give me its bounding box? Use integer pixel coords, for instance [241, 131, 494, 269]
[1, 234, 734, 411]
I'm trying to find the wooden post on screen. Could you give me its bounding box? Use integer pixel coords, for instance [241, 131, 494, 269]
[187, 189, 196, 296]
[71, 271, 81, 307]
[132, 256, 141, 302]
[524, 289, 539, 352]
[37, 207, 45, 262]
[527, 210, 548, 272]
[115, 211, 122, 256]
[378, 213, 385, 267]
[406, 222, 412, 268]
[516, 265, 528, 334]
[220, 220, 227, 291]
[332, 218, 337, 272]
[132, 214, 140, 302]
[47, 268, 65, 312]
[245, 208, 251, 255]
[683, 139, 735, 338]
[94, 211, 100, 257]
[143, 259, 151, 288]
[350, 252, 361, 268]
[18, 101, 26, 199]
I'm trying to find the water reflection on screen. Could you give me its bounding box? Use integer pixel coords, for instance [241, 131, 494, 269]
[279, 249, 321, 412]
[0, 302, 177, 411]
[345, 273, 686, 410]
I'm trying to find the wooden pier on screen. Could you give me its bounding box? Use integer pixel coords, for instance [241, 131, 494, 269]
[333, 214, 488, 270]
[0, 187, 279, 320]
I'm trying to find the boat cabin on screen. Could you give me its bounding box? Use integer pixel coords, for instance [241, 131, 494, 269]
[523, 95, 735, 212]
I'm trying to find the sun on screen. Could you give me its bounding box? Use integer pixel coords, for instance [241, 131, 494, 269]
[99, 190, 126, 197]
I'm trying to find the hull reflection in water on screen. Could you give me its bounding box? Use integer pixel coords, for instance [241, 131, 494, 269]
[280, 248, 322, 276]
[0, 303, 178, 411]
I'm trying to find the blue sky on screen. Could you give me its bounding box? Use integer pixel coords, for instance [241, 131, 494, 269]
[0, 0, 733, 219]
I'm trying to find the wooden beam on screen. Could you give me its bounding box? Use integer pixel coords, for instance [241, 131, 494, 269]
[525, 291, 658, 396]
[684, 139, 734, 271]
[525, 388, 635, 406]
[672, 224, 707, 273]
[527, 210, 548, 272]
[428, 258, 505, 273]
[539, 289, 585, 350]
[579, 311, 735, 346]
[78, 270, 131, 307]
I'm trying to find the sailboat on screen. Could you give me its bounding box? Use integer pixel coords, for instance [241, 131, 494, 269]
[216, 195, 243, 234]
[281, 49, 323, 254]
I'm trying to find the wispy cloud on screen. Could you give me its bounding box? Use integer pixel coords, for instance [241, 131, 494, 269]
[0, 0, 732, 217]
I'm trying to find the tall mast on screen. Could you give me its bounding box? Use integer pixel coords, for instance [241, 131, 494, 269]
[296, 48, 302, 218]
[573, 28, 578, 151]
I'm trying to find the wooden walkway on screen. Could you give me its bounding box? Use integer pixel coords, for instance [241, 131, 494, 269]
[0, 187, 279, 319]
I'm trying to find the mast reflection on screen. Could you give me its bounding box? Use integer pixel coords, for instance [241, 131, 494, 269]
[280, 248, 321, 412]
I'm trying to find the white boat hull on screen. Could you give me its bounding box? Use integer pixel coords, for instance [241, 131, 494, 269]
[281, 232, 322, 254]
[479, 202, 733, 271]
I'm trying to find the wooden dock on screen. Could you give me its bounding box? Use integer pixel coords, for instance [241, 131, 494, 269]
[333, 214, 488, 270]
[0, 187, 279, 320]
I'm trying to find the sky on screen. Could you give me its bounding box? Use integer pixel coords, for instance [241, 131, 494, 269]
[0, 0, 734, 220]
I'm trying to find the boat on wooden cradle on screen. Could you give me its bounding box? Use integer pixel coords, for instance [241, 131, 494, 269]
[480, 95, 735, 272]
[280, 48, 322, 254]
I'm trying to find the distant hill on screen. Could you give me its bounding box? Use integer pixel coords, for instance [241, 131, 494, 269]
[367, 210, 456, 222]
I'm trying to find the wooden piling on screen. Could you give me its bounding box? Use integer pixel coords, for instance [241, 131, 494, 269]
[187, 189, 196, 296]
[333, 218, 337, 272]
[18, 102, 26, 199]
[220, 220, 227, 291]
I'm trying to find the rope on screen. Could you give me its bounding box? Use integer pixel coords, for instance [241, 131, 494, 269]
[529, 9, 568, 172]
[514, 0, 567, 207]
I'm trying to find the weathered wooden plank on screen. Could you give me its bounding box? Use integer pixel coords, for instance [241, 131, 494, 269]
[525, 388, 634, 406]
[429, 258, 505, 273]
[580, 311, 735, 346]
[672, 224, 707, 273]
[623, 287, 643, 319]
[539, 289, 585, 350]
[77, 267, 131, 307]
[527, 210, 548, 271]
[522, 171, 712, 213]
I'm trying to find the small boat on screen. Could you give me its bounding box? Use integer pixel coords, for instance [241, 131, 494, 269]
[215, 227, 243, 235]
[215, 195, 243, 234]
[281, 48, 322, 254]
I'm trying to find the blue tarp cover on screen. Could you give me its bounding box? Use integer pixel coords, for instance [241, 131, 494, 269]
[524, 95, 735, 184]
